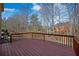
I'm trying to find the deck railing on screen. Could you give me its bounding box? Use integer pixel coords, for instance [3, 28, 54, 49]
[11, 32, 74, 48]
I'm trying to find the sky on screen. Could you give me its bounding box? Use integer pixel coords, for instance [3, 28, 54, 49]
[2, 3, 41, 19]
[2, 3, 72, 25]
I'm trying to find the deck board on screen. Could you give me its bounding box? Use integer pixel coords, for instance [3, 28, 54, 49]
[0, 39, 76, 56]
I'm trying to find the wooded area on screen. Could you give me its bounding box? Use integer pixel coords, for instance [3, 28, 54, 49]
[1, 3, 79, 42]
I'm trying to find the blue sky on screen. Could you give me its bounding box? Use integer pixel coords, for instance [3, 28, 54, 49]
[2, 3, 41, 19]
[4, 3, 33, 9]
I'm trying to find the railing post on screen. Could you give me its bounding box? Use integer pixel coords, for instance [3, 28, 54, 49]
[32, 32, 33, 39]
[10, 34, 12, 43]
[73, 37, 79, 56]
[43, 34, 45, 41]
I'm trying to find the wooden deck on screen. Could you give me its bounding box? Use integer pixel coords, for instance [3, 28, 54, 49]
[0, 39, 75, 56]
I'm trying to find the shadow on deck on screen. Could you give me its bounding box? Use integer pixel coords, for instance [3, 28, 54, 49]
[0, 39, 75, 56]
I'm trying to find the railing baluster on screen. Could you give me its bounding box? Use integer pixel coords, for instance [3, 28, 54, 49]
[70, 37, 71, 48]
[71, 37, 73, 48]
[63, 37, 65, 47]
[65, 37, 67, 47]
[66, 37, 68, 48]
[65, 37, 67, 48]
[69, 37, 70, 48]
[72, 38, 74, 48]
[56, 36, 58, 43]
[60, 36, 61, 45]
[69, 37, 71, 48]
[68, 37, 69, 48]
[62, 36, 63, 46]
[68, 38, 70, 48]
[67, 37, 68, 48]
[61, 36, 62, 47]
[70, 37, 72, 48]
[63, 36, 65, 47]
[65, 37, 66, 48]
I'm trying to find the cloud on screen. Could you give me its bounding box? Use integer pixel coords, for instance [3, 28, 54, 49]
[32, 4, 41, 11]
[2, 8, 19, 19]
[32, 3, 37, 6]
[4, 8, 16, 12]
[2, 11, 15, 19]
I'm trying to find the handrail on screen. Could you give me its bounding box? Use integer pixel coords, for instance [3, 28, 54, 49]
[11, 32, 74, 37]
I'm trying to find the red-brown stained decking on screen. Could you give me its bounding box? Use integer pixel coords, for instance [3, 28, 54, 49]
[0, 39, 75, 56]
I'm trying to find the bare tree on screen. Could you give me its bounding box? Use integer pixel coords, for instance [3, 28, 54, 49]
[30, 14, 42, 32]
[39, 3, 54, 33]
